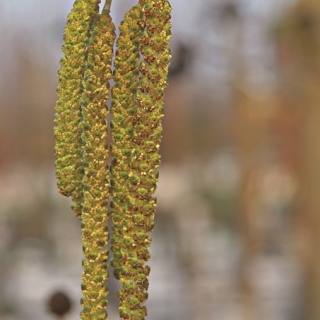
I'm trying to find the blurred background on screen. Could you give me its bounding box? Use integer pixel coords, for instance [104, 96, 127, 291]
[1, 0, 320, 319]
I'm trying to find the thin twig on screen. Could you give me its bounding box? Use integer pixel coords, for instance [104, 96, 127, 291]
[103, 0, 112, 11]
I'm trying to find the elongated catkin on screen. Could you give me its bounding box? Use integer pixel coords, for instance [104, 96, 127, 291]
[54, 0, 172, 318]
[110, 3, 146, 319]
[80, 4, 115, 319]
[111, 1, 172, 318]
[54, 0, 100, 218]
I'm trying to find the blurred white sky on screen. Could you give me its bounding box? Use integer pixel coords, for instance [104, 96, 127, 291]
[0, 0, 298, 92]
[1, 0, 298, 42]
[0, 0, 300, 104]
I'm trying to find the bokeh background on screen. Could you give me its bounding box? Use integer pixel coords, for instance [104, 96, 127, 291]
[1, 0, 320, 319]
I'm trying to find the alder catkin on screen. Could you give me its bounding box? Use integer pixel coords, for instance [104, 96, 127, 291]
[110, 3, 146, 319]
[54, 0, 100, 217]
[80, 4, 115, 319]
[55, 0, 172, 318]
[111, 1, 172, 318]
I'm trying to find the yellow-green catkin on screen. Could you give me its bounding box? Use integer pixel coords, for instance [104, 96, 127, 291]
[111, 1, 172, 319]
[54, 0, 100, 217]
[110, 4, 146, 319]
[55, 0, 172, 318]
[80, 4, 115, 320]
[129, 0, 172, 317]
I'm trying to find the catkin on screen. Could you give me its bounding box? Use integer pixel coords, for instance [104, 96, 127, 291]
[54, 0, 100, 217]
[55, 0, 172, 318]
[110, 4, 147, 319]
[126, 0, 172, 317]
[111, 1, 172, 318]
[80, 4, 115, 320]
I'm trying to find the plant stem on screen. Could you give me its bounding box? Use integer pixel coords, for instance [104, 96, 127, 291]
[103, 0, 112, 11]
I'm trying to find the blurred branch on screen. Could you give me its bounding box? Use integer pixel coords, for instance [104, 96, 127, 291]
[103, 0, 112, 11]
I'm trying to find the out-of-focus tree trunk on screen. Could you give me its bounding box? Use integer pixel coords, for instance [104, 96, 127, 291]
[275, 1, 320, 319]
[228, 4, 265, 318]
[300, 89, 320, 320]
[162, 77, 191, 164]
[233, 80, 277, 320]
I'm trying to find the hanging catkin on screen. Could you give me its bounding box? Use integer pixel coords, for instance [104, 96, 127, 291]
[80, 3, 115, 319]
[110, 3, 146, 319]
[54, 0, 100, 217]
[111, 0, 172, 318]
[54, 0, 172, 318]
